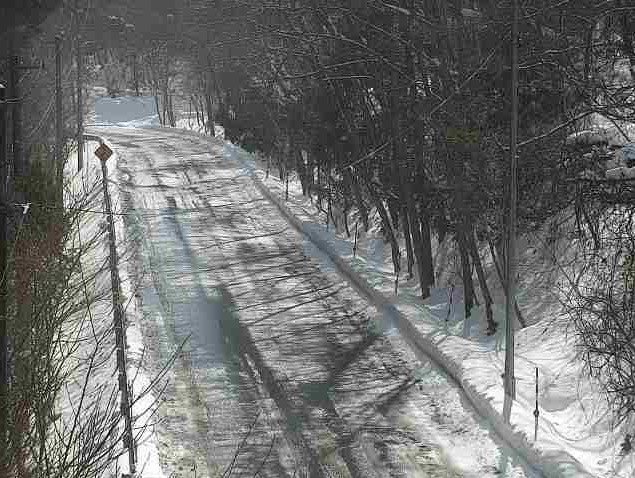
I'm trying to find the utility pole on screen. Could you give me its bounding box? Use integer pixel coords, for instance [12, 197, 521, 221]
[75, 2, 84, 171]
[10, 56, 22, 181]
[504, 0, 519, 406]
[55, 35, 64, 187]
[0, 81, 9, 477]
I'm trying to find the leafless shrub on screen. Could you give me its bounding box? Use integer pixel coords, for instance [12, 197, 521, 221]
[1, 157, 176, 478]
[569, 203, 635, 424]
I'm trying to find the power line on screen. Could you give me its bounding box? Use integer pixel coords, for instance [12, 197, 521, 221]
[25, 59, 75, 141]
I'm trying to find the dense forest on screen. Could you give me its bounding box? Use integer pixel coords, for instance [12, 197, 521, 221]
[3, 0, 635, 477]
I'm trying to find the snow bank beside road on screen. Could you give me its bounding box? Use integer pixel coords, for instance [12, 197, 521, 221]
[78, 133, 166, 478]
[222, 142, 625, 478]
[91, 96, 160, 128]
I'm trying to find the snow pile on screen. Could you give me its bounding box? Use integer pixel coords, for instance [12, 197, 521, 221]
[91, 96, 160, 128]
[66, 135, 165, 478]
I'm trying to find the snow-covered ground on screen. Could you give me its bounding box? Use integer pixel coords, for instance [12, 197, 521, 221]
[86, 94, 635, 478]
[60, 132, 165, 478]
[230, 140, 635, 478]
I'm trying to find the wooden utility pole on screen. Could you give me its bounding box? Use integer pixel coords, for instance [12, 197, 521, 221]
[0, 81, 9, 477]
[8, 53, 44, 183]
[504, 0, 519, 405]
[75, 3, 84, 171]
[55, 35, 64, 186]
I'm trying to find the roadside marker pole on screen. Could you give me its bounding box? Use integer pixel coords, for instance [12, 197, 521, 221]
[534, 367, 539, 442]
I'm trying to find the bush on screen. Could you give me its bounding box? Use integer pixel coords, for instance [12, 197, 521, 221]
[571, 207, 635, 424]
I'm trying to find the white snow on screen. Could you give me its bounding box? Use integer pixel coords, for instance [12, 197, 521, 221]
[64, 129, 165, 478]
[91, 96, 160, 128]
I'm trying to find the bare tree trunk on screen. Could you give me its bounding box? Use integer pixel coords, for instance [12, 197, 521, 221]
[199, 95, 206, 128]
[162, 89, 169, 127]
[205, 94, 214, 136]
[192, 95, 201, 127]
[401, 205, 415, 280]
[367, 184, 400, 278]
[297, 148, 308, 196]
[188, 96, 193, 128]
[316, 162, 323, 209]
[154, 94, 164, 126]
[343, 204, 351, 238]
[278, 147, 285, 182]
[388, 199, 400, 235]
[327, 194, 335, 229]
[350, 169, 368, 231]
[467, 230, 497, 334]
[408, 208, 432, 300]
[167, 94, 176, 127]
[308, 154, 315, 201]
[420, 212, 435, 290]
[457, 230, 475, 319]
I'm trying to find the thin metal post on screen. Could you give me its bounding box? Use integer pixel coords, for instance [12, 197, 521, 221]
[504, 0, 519, 404]
[99, 154, 136, 474]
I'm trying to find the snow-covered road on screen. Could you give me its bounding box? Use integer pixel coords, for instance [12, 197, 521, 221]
[100, 126, 542, 478]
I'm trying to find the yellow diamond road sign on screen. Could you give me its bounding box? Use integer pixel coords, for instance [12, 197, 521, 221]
[95, 143, 113, 161]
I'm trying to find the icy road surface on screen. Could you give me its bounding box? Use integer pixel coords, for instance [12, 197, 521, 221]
[101, 126, 541, 478]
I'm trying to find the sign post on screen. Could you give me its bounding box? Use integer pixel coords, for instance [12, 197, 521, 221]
[94, 141, 135, 475]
